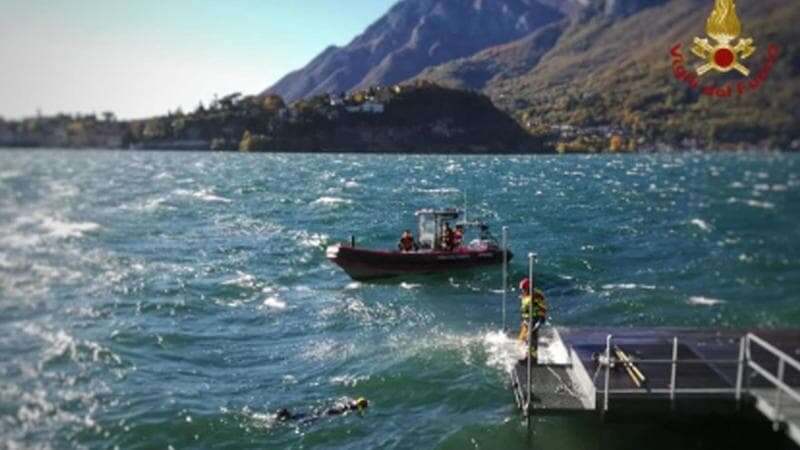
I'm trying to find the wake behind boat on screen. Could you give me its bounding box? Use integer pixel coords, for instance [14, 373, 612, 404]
[326, 208, 512, 280]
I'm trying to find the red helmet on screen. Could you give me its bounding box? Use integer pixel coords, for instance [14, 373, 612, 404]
[519, 278, 531, 291]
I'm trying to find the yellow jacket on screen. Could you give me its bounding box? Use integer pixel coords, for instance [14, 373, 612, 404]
[521, 288, 547, 321]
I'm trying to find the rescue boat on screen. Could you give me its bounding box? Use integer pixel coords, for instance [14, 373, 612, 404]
[326, 208, 512, 280]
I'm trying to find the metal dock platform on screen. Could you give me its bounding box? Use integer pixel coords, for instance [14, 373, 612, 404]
[511, 327, 800, 445]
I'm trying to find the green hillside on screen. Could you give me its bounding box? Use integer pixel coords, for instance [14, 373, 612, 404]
[417, 0, 800, 150]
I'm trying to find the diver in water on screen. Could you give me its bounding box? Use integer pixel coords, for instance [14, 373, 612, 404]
[276, 397, 369, 424]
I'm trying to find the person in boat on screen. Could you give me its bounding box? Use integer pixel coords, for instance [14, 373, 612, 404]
[398, 230, 419, 252]
[453, 225, 464, 249]
[441, 222, 455, 251]
[276, 397, 369, 424]
[479, 224, 491, 241]
[517, 277, 547, 363]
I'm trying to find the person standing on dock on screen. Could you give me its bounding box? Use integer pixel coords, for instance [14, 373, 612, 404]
[517, 278, 547, 362]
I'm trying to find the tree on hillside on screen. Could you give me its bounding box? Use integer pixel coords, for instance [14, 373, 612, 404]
[239, 130, 253, 152]
[239, 130, 270, 152]
[171, 117, 187, 135]
[351, 92, 366, 104]
[66, 121, 85, 137]
[143, 119, 166, 140]
[219, 93, 242, 110]
[609, 135, 624, 152]
[262, 94, 286, 113]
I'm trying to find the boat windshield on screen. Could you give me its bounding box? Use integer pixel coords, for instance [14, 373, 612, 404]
[417, 213, 436, 249]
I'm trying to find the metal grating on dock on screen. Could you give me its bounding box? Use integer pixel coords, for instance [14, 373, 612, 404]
[510, 327, 596, 414]
[511, 327, 800, 446]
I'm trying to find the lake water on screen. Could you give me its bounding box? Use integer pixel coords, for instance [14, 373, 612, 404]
[1, 150, 799, 449]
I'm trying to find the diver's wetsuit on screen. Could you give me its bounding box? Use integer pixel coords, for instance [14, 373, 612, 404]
[276, 400, 365, 424]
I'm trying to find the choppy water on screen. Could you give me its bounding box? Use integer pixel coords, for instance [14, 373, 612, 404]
[1, 150, 799, 449]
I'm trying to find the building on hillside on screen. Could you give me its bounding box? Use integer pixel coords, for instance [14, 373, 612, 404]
[345, 100, 385, 114]
[329, 93, 345, 107]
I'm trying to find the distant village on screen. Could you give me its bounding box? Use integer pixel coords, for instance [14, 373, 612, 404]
[0, 80, 738, 153]
[0, 84, 407, 152]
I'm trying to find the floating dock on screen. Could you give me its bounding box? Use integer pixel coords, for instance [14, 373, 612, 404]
[511, 327, 800, 445]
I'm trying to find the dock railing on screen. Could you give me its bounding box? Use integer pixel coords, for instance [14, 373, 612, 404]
[600, 333, 800, 432]
[745, 333, 800, 431]
[601, 334, 744, 412]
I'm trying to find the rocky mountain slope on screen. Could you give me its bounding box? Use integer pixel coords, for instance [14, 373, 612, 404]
[263, 0, 564, 101]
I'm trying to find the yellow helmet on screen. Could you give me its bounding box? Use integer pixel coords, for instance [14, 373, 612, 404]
[355, 397, 368, 410]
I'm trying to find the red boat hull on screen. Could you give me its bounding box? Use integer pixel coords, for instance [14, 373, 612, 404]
[326, 245, 513, 280]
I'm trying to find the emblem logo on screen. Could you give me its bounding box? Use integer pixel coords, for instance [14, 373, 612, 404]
[670, 0, 779, 99]
[691, 0, 755, 76]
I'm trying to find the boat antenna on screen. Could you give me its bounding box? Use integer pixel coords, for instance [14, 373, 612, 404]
[463, 191, 468, 223]
[502, 226, 508, 331]
[526, 252, 537, 430]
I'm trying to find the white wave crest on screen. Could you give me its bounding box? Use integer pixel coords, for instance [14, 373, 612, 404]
[688, 296, 726, 306]
[483, 331, 525, 375]
[294, 230, 328, 247]
[0, 231, 42, 248]
[727, 197, 776, 209]
[412, 187, 460, 194]
[173, 188, 231, 203]
[261, 296, 287, 310]
[744, 199, 775, 209]
[311, 196, 352, 206]
[39, 217, 100, 239]
[222, 271, 256, 288]
[0, 169, 21, 180]
[444, 163, 461, 174]
[330, 374, 370, 387]
[140, 197, 170, 211]
[602, 283, 656, 290]
[301, 339, 356, 362]
[21, 323, 122, 366]
[690, 218, 712, 232]
[193, 189, 231, 203]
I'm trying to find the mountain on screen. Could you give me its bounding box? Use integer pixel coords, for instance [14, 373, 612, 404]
[263, 0, 565, 101]
[416, 0, 800, 147]
[264, 0, 799, 148]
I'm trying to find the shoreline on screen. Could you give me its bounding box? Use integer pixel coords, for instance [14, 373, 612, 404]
[0, 146, 793, 155]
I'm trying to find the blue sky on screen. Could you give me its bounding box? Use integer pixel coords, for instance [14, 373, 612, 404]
[0, 0, 397, 119]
